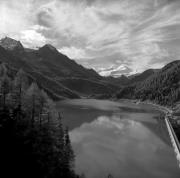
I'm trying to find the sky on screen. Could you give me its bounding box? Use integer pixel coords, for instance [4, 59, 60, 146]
[0, 0, 180, 77]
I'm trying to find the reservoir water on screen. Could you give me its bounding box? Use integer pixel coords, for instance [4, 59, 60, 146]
[57, 99, 180, 178]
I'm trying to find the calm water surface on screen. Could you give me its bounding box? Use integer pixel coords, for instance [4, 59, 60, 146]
[57, 99, 180, 178]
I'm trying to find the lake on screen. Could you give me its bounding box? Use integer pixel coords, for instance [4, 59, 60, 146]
[57, 99, 180, 178]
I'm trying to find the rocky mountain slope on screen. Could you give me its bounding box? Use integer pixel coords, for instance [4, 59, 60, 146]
[0, 37, 118, 99]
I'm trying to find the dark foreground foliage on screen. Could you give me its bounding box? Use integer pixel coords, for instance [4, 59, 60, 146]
[0, 63, 78, 178]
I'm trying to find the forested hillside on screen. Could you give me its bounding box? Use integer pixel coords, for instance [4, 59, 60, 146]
[0, 37, 118, 98]
[104, 68, 158, 87]
[0, 62, 78, 178]
[116, 60, 180, 106]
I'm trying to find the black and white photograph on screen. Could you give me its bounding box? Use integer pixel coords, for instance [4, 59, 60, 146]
[0, 0, 180, 178]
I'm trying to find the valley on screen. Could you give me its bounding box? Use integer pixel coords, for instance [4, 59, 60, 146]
[1, 37, 180, 178]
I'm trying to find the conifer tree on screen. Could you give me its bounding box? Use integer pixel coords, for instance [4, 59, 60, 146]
[25, 83, 41, 126]
[11, 69, 29, 119]
[0, 74, 11, 108]
[64, 127, 75, 172]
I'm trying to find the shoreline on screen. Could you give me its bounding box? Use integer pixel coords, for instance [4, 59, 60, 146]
[116, 98, 172, 114]
[119, 99, 180, 167]
[139, 101, 172, 114]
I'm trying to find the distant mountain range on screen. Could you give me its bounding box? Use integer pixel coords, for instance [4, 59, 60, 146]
[1, 37, 175, 101]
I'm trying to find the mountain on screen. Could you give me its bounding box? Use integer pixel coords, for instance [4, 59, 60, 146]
[37, 44, 101, 79]
[104, 69, 158, 87]
[0, 37, 24, 52]
[130, 69, 159, 83]
[116, 60, 180, 106]
[104, 75, 130, 86]
[59, 78, 118, 96]
[0, 37, 118, 99]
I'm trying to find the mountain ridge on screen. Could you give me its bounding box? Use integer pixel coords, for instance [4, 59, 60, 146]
[0, 37, 24, 52]
[0, 37, 166, 100]
[116, 60, 180, 106]
[0, 37, 119, 99]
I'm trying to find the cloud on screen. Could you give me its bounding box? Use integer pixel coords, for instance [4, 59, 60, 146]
[59, 46, 91, 59]
[69, 114, 172, 178]
[0, 0, 46, 45]
[0, 0, 33, 37]
[0, 0, 180, 76]
[20, 27, 47, 48]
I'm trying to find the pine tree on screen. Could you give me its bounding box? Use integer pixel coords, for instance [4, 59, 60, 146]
[54, 112, 65, 175]
[39, 90, 49, 125]
[64, 127, 75, 172]
[11, 69, 29, 119]
[0, 74, 11, 108]
[25, 83, 41, 126]
[39, 90, 56, 125]
[0, 63, 8, 77]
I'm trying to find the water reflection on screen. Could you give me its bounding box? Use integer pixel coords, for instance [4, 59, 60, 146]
[57, 99, 180, 178]
[70, 115, 179, 178]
